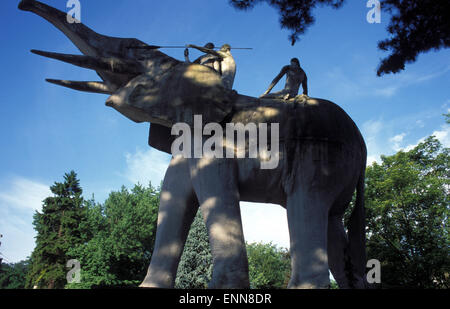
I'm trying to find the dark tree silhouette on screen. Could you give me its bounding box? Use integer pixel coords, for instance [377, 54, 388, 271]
[376, 0, 450, 76]
[229, 0, 450, 76]
[230, 0, 344, 45]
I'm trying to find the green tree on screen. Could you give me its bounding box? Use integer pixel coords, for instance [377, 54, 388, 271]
[25, 171, 87, 289]
[0, 260, 30, 289]
[246, 242, 290, 289]
[330, 279, 339, 289]
[174, 213, 292, 289]
[175, 210, 212, 289]
[365, 136, 449, 288]
[66, 184, 159, 288]
[229, 0, 449, 75]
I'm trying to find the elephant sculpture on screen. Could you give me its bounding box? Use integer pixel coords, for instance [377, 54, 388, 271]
[19, 0, 367, 289]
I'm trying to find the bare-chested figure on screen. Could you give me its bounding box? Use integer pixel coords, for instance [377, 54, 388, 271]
[184, 42, 221, 73]
[260, 58, 308, 100]
[187, 43, 236, 90]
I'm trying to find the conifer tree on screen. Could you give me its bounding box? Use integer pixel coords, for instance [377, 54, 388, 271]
[175, 210, 212, 289]
[25, 171, 87, 289]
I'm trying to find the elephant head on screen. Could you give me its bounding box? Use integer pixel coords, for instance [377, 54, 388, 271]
[19, 0, 237, 154]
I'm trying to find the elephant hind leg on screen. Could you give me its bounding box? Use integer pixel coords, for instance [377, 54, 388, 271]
[286, 187, 332, 289]
[326, 181, 356, 289]
[285, 145, 357, 288]
[328, 212, 367, 289]
[328, 169, 367, 289]
[328, 214, 351, 288]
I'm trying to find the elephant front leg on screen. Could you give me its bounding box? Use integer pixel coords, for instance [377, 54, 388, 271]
[140, 157, 198, 288]
[190, 158, 250, 289]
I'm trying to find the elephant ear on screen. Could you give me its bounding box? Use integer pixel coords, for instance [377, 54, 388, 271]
[148, 123, 174, 154]
[105, 63, 236, 127]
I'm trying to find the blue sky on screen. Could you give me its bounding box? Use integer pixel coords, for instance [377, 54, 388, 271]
[0, 0, 449, 263]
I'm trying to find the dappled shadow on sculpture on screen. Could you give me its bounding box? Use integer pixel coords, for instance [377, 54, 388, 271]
[19, 0, 368, 289]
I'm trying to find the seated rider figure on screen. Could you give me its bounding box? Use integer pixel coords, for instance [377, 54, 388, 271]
[260, 58, 308, 100]
[187, 43, 236, 90]
[184, 42, 221, 73]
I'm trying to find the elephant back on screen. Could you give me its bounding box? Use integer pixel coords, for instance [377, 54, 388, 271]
[232, 95, 364, 149]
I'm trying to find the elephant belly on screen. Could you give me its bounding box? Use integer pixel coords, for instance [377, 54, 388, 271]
[236, 158, 287, 206]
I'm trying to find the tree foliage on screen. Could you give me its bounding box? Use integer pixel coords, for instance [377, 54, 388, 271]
[175, 210, 212, 289]
[247, 242, 291, 289]
[230, 0, 344, 45]
[66, 184, 160, 288]
[25, 171, 87, 289]
[365, 136, 449, 288]
[174, 211, 291, 289]
[0, 260, 30, 289]
[229, 0, 450, 75]
[376, 0, 450, 76]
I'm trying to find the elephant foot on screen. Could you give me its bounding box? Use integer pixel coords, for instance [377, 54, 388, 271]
[288, 273, 330, 289]
[209, 268, 250, 289]
[139, 282, 165, 289]
[139, 271, 175, 289]
[349, 276, 368, 289]
[139, 279, 173, 289]
[288, 282, 330, 289]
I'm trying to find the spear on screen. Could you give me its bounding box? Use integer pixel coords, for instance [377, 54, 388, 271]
[128, 45, 253, 50]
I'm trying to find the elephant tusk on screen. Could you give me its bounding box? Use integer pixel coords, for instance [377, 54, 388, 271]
[31, 49, 144, 75]
[45, 79, 114, 94]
